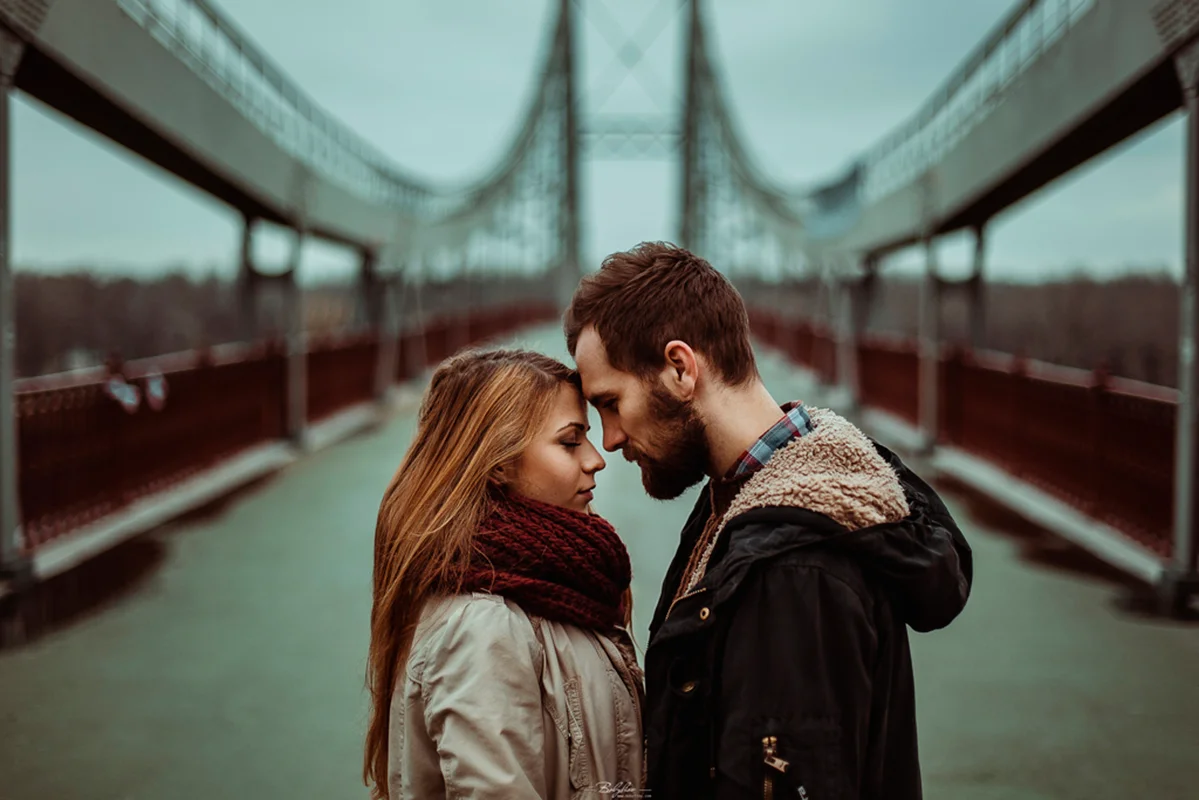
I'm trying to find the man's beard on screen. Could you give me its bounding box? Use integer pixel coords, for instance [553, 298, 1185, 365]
[623, 385, 710, 500]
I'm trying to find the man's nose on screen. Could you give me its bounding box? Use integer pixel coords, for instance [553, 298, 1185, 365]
[602, 424, 627, 453]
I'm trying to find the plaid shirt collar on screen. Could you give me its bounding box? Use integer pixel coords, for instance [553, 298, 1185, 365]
[725, 401, 815, 480]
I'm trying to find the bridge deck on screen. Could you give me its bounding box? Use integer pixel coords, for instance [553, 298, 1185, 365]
[0, 325, 1196, 799]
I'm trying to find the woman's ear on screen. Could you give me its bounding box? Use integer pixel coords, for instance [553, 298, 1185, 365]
[489, 463, 509, 488]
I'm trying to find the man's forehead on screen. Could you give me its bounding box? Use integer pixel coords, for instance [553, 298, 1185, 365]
[574, 328, 619, 392]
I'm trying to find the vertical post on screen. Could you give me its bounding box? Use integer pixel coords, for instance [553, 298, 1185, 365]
[1165, 42, 1199, 612]
[357, 248, 379, 332]
[558, 0, 581, 308]
[237, 216, 257, 341]
[918, 236, 941, 452]
[375, 277, 398, 405]
[835, 273, 859, 411]
[0, 59, 23, 581]
[679, 0, 701, 249]
[970, 223, 987, 351]
[285, 228, 307, 448]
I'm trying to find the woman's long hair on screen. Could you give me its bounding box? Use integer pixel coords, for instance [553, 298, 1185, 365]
[363, 348, 579, 798]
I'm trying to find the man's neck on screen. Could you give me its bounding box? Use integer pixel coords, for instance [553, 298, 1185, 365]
[702, 380, 787, 478]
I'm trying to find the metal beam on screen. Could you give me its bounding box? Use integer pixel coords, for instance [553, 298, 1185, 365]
[558, 0, 581, 307]
[0, 46, 22, 580]
[1165, 35, 1199, 613]
[679, 0, 700, 248]
[284, 169, 310, 448]
[237, 216, 257, 341]
[969, 223, 988, 351]
[375, 277, 399, 404]
[918, 235, 941, 453]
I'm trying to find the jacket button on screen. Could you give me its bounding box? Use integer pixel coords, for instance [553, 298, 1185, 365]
[699, 607, 711, 621]
[681, 680, 697, 694]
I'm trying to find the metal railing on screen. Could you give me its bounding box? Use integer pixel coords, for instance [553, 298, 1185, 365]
[858, 0, 1096, 204]
[690, 0, 1098, 247]
[114, 0, 509, 218]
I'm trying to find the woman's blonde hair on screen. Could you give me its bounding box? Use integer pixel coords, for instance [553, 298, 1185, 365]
[363, 348, 580, 798]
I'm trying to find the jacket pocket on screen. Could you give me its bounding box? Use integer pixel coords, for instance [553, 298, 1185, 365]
[758, 722, 841, 800]
[563, 678, 594, 794]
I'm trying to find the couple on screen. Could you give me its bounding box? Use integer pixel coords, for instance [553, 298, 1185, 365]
[364, 243, 972, 799]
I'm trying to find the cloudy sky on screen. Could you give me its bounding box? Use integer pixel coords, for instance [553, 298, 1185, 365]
[11, 0, 1186, 283]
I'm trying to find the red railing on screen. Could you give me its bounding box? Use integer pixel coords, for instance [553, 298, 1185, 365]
[307, 332, 379, 422]
[14, 303, 558, 554]
[749, 310, 1179, 559]
[859, 335, 920, 426]
[17, 344, 287, 547]
[747, 311, 839, 385]
[940, 350, 1177, 556]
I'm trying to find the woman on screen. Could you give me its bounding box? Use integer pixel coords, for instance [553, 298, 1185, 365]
[364, 348, 644, 800]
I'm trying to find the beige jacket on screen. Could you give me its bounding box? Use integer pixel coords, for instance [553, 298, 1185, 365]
[388, 592, 645, 799]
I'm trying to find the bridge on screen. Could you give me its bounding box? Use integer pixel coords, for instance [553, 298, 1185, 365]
[0, 0, 1197, 796]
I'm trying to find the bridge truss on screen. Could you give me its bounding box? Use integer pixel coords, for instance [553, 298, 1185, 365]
[0, 0, 1198, 615]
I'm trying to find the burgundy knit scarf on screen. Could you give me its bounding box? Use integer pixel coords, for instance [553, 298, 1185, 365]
[460, 491, 632, 632]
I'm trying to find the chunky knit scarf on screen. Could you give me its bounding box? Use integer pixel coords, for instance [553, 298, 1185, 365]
[461, 491, 632, 632]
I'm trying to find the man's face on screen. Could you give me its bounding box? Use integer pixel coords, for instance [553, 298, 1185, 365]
[573, 327, 710, 500]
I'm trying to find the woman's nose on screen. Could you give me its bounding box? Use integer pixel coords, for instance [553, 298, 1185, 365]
[583, 442, 606, 474]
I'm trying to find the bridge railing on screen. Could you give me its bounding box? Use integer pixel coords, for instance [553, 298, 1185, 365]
[859, 0, 1095, 204]
[115, 0, 448, 212]
[749, 308, 1177, 559]
[12, 304, 556, 555]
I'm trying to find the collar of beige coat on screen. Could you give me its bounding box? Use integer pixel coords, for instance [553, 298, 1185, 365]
[682, 407, 911, 594]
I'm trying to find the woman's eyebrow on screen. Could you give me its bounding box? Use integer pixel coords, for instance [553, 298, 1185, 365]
[556, 422, 587, 434]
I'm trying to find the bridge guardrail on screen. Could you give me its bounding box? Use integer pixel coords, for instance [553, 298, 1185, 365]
[12, 304, 557, 555]
[749, 308, 1177, 560]
[115, 0, 457, 214]
[860, 0, 1096, 204]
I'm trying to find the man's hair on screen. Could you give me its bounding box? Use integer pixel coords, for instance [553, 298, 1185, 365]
[564, 241, 758, 385]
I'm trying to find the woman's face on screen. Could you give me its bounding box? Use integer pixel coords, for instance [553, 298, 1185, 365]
[509, 383, 606, 512]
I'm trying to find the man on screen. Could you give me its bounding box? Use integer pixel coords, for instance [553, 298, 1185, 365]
[565, 242, 972, 799]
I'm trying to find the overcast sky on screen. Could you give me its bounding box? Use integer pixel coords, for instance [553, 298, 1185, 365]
[11, 0, 1186, 283]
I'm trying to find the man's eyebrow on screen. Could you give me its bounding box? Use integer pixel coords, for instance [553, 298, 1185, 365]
[586, 391, 617, 406]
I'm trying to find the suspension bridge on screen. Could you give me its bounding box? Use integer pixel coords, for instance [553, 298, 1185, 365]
[0, 0, 1197, 797]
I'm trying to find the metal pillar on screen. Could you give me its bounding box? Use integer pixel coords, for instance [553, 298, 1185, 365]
[357, 248, 380, 332]
[835, 271, 860, 411]
[284, 228, 307, 448]
[678, 0, 701, 249]
[375, 277, 398, 404]
[969, 224, 987, 351]
[0, 58, 23, 582]
[918, 236, 941, 452]
[236, 217, 257, 341]
[1164, 39, 1199, 613]
[557, 0, 581, 308]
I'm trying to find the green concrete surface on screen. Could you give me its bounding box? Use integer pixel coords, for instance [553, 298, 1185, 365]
[1, 324, 1195, 799]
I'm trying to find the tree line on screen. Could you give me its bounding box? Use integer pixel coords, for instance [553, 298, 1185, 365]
[12, 269, 1182, 388]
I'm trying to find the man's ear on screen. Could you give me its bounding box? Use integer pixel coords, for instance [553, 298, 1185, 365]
[660, 340, 699, 400]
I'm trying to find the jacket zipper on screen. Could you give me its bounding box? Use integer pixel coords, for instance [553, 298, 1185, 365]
[664, 586, 708, 621]
[762, 735, 789, 800]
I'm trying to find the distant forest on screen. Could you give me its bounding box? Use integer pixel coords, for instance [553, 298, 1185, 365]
[12, 270, 1182, 388]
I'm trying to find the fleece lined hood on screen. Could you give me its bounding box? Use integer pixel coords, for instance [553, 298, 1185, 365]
[692, 407, 971, 633]
[722, 407, 910, 530]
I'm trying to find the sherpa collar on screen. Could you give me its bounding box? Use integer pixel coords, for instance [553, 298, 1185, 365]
[681, 407, 910, 594]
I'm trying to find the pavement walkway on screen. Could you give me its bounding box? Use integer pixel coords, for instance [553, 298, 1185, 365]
[1, 324, 1196, 799]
